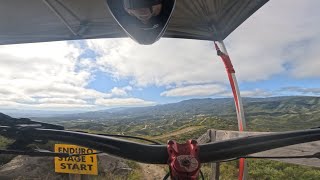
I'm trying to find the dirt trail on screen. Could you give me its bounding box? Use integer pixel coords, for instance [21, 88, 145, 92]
[152, 126, 204, 140]
[139, 163, 167, 180]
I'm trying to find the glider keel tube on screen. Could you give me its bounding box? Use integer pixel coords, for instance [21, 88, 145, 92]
[21, 128, 320, 164]
[199, 128, 320, 163]
[215, 40, 247, 179]
[26, 128, 168, 164]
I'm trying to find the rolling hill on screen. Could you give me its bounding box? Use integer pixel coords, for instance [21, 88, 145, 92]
[1, 96, 320, 179]
[29, 96, 320, 139]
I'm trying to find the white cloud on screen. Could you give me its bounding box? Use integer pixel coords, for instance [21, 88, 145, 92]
[0, 100, 95, 110]
[1, 0, 320, 110]
[280, 87, 320, 95]
[30, 103, 95, 109]
[95, 98, 155, 107]
[86, 0, 320, 89]
[107, 86, 132, 97]
[161, 84, 226, 97]
[239, 89, 273, 98]
[0, 42, 98, 109]
[0, 42, 150, 110]
[195, 88, 274, 98]
[226, 0, 320, 80]
[0, 42, 88, 87]
[287, 38, 320, 78]
[37, 98, 87, 105]
[87, 38, 227, 87]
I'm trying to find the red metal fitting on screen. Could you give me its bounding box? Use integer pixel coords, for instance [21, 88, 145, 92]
[167, 140, 200, 180]
[214, 42, 235, 73]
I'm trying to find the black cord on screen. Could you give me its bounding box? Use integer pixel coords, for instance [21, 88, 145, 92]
[0, 149, 103, 157]
[72, 130, 161, 145]
[163, 172, 170, 180]
[217, 152, 320, 163]
[1, 124, 161, 145]
[200, 169, 205, 180]
[0, 149, 70, 157]
[96, 133, 162, 145]
[161, 169, 204, 180]
[243, 152, 320, 159]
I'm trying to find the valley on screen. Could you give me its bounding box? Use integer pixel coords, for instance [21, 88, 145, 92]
[1, 96, 320, 179]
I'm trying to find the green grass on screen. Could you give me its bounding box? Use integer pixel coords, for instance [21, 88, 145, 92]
[4, 96, 320, 179]
[0, 136, 15, 165]
[53, 113, 320, 179]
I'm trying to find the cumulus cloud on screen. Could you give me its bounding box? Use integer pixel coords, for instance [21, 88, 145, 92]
[86, 0, 320, 89]
[0, 42, 151, 110]
[226, 0, 320, 80]
[1, 0, 320, 110]
[211, 88, 274, 98]
[161, 84, 226, 97]
[0, 42, 95, 109]
[87, 38, 227, 87]
[0, 100, 95, 110]
[95, 98, 155, 107]
[0, 42, 88, 86]
[239, 89, 273, 98]
[37, 98, 87, 105]
[160, 85, 274, 98]
[107, 86, 132, 97]
[280, 87, 320, 95]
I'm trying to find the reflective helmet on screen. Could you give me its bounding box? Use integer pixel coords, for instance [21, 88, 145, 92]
[123, 0, 163, 24]
[106, 0, 176, 45]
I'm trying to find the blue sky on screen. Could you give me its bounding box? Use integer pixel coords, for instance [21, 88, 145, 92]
[0, 0, 320, 111]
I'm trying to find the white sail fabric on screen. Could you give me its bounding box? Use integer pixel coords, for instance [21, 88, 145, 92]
[0, 0, 268, 45]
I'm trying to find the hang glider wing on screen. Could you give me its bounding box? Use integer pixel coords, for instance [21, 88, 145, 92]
[0, 0, 268, 45]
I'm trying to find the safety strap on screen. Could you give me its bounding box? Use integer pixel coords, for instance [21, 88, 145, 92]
[214, 42, 235, 73]
[214, 41, 246, 180]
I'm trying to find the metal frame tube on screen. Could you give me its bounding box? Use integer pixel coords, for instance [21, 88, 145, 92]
[4, 128, 319, 164]
[215, 40, 247, 179]
[42, 0, 78, 36]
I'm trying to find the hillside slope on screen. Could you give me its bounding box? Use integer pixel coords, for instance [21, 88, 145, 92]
[30, 96, 320, 140]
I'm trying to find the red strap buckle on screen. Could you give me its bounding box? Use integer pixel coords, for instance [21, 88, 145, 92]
[167, 140, 200, 180]
[214, 42, 235, 73]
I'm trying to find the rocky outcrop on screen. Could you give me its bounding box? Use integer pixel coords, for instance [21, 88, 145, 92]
[0, 153, 132, 179]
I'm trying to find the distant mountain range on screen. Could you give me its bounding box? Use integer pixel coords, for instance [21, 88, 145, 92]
[0, 95, 310, 140]
[29, 96, 320, 128]
[0, 109, 81, 118]
[1, 96, 320, 179]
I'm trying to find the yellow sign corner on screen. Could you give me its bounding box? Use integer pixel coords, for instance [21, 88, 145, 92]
[54, 144, 98, 175]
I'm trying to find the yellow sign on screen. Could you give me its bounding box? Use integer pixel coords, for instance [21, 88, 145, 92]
[54, 144, 98, 175]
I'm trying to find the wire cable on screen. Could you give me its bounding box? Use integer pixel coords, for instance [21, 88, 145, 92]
[217, 152, 320, 163]
[0, 149, 103, 157]
[163, 172, 170, 180]
[72, 130, 162, 145]
[200, 169, 205, 180]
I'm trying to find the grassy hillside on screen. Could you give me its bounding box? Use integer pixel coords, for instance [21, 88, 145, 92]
[2, 96, 320, 179]
[36, 96, 320, 134]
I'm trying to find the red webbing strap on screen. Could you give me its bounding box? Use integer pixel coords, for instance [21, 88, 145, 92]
[214, 42, 235, 73]
[214, 42, 242, 128]
[214, 42, 245, 180]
